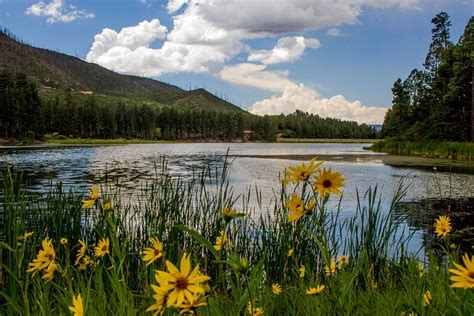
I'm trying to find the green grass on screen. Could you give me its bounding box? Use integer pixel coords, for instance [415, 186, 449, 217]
[278, 138, 379, 143]
[369, 139, 474, 161]
[0, 159, 472, 315]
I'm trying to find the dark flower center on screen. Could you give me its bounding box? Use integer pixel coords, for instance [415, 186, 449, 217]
[176, 277, 189, 290]
[102, 245, 107, 251]
[322, 180, 332, 188]
[154, 248, 161, 256]
[468, 271, 474, 279]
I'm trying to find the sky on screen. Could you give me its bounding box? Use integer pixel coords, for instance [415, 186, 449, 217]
[0, 0, 472, 124]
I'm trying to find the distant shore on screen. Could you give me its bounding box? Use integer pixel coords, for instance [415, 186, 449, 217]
[0, 137, 379, 148]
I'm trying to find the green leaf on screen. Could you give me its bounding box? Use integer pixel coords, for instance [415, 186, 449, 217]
[172, 225, 220, 259]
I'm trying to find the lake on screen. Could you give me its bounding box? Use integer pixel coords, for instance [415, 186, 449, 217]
[1, 142, 473, 254]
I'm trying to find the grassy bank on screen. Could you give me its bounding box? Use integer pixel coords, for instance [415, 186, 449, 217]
[0, 159, 472, 315]
[369, 140, 474, 161]
[277, 138, 378, 143]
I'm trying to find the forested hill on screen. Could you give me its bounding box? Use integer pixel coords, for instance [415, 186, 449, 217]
[0, 29, 243, 113]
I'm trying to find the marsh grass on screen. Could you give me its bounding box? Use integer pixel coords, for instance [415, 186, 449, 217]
[0, 158, 472, 315]
[370, 140, 474, 161]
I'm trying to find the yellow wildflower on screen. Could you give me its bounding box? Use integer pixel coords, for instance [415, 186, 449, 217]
[60, 238, 68, 245]
[313, 168, 345, 196]
[94, 238, 110, 257]
[306, 285, 325, 295]
[325, 259, 336, 276]
[104, 200, 113, 212]
[287, 248, 294, 257]
[247, 301, 264, 316]
[434, 215, 452, 238]
[418, 263, 425, 277]
[27, 238, 56, 281]
[143, 237, 164, 266]
[282, 158, 322, 184]
[174, 292, 208, 314]
[146, 285, 167, 315]
[286, 194, 316, 222]
[272, 283, 282, 295]
[153, 253, 210, 307]
[75, 240, 87, 265]
[423, 290, 432, 306]
[214, 230, 227, 251]
[449, 253, 474, 288]
[299, 265, 306, 278]
[69, 294, 84, 316]
[337, 255, 349, 267]
[18, 231, 33, 241]
[82, 185, 100, 208]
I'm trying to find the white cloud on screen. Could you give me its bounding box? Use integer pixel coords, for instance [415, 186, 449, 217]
[249, 84, 387, 124]
[87, 0, 417, 76]
[248, 36, 320, 65]
[327, 28, 345, 37]
[219, 63, 297, 92]
[167, 0, 189, 14]
[26, 0, 94, 23]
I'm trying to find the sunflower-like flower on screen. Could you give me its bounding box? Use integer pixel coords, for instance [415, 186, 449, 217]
[324, 259, 336, 276]
[60, 238, 68, 245]
[418, 263, 425, 277]
[153, 253, 211, 308]
[312, 168, 345, 196]
[306, 285, 325, 295]
[337, 255, 349, 267]
[449, 253, 474, 288]
[82, 185, 100, 209]
[75, 240, 87, 265]
[146, 285, 167, 315]
[18, 231, 33, 241]
[27, 238, 57, 281]
[247, 301, 264, 316]
[213, 230, 228, 251]
[174, 293, 208, 314]
[282, 158, 322, 184]
[433, 215, 452, 238]
[287, 248, 294, 257]
[78, 255, 92, 271]
[423, 290, 432, 306]
[299, 265, 306, 278]
[69, 294, 84, 316]
[272, 283, 282, 295]
[94, 238, 110, 257]
[286, 194, 316, 222]
[104, 201, 113, 212]
[143, 237, 164, 266]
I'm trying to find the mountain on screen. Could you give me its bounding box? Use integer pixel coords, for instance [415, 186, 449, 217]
[0, 29, 245, 113]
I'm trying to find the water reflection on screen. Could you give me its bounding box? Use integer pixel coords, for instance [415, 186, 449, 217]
[1, 143, 473, 253]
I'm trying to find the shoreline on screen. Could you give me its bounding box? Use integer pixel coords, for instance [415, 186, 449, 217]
[0, 138, 379, 149]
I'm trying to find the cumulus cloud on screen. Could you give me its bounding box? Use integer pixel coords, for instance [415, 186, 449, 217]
[85, 19, 235, 76]
[248, 36, 320, 64]
[249, 84, 387, 124]
[26, 0, 94, 23]
[219, 63, 297, 92]
[167, 0, 189, 14]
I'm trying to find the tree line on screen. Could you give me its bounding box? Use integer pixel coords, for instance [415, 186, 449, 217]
[0, 71, 376, 141]
[382, 13, 473, 141]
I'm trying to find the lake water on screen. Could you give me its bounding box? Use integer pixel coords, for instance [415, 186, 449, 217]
[1, 143, 473, 253]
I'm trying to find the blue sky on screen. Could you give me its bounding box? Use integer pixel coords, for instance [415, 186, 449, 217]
[0, 0, 472, 123]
